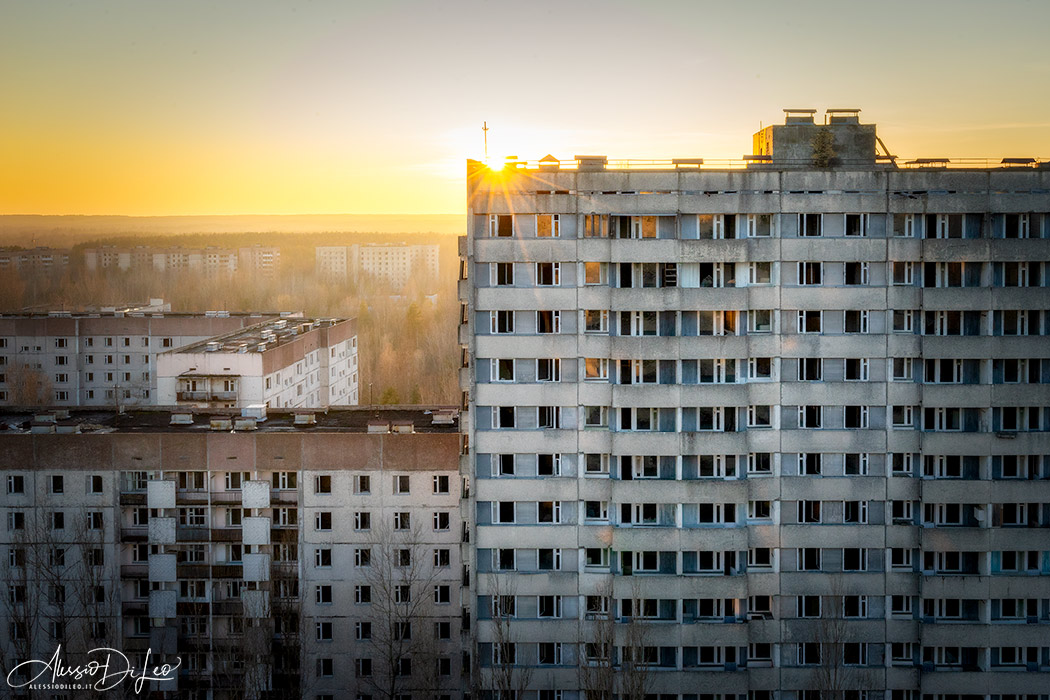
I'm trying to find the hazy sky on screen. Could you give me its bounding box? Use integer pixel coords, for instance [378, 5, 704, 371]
[2, 0, 1048, 216]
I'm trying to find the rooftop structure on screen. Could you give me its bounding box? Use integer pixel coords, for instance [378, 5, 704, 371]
[157, 317, 359, 409]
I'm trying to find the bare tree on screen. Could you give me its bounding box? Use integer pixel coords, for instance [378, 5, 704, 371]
[578, 577, 652, 700]
[487, 573, 533, 699]
[8, 362, 52, 405]
[358, 519, 445, 700]
[811, 580, 878, 700]
[0, 522, 43, 687]
[617, 579, 654, 700]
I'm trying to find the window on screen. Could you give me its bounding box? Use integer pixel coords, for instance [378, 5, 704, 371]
[748, 404, 771, 428]
[314, 475, 331, 494]
[798, 500, 822, 523]
[536, 310, 561, 334]
[844, 453, 869, 475]
[433, 585, 451, 604]
[354, 474, 370, 494]
[51, 475, 64, 494]
[798, 405, 823, 429]
[433, 512, 450, 530]
[797, 310, 822, 333]
[584, 309, 609, 333]
[844, 261, 869, 285]
[433, 474, 449, 494]
[394, 475, 410, 494]
[798, 358, 822, 381]
[490, 310, 515, 334]
[583, 262, 607, 285]
[843, 548, 867, 571]
[844, 501, 868, 524]
[799, 213, 822, 237]
[51, 511, 65, 530]
[354, 585, 372, 604]
[536, 358, 560, 382]
[798, 548, 822, 571]
[491, 262, 514, 286]
[844, 358, 869, 381]
[354, 511, 371, 531]
[749, 309, 773, 333]
[844, 310, 869, 334]
[893, 309, 915, 333]
[537, 405, 560, 429]
[394, 512, 410, 530]
[493, 406, 516, 429]
[583, 405, 608, 428]
[536, 214, 560, 237]
[272, 472, 297, 490]
[314, 512, 332, 531]
[844, 405, 869, 429]
[892, 261, 915, 286]
[845, 213, 868, 237]
[7, 475, 24, 494]
[749, 356, 772, 381]
[489, 214, 513, 237]
[584, 357, 609, 381]
[316, 585, 332, 605]
[433, 548, 450, 567]
[536, 262, 561, 286]
[892, 357, 914, 381]
[738, 249, 772, 285]
[798, 262, 823, 285]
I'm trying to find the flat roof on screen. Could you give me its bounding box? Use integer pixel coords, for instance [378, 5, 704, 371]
[0, 406, 460, 434]
[170, 317, 353, 354]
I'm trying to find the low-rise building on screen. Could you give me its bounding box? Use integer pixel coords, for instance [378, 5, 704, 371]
[0, 305, 289, 407]
[156, 317, 358, 409]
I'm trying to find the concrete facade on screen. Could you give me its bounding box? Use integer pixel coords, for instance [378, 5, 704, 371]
[316, 244, 440, 287]
[460, 112, 1050, 699]
[156, 317, 359, 409]
[0, 308, 287, 407]
[0, 407, 464, 700]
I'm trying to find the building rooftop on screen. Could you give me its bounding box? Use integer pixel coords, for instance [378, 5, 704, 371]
[474, 108, 1049, 172]
[167, 317, 352, 355]
[0, 406, 460, 434]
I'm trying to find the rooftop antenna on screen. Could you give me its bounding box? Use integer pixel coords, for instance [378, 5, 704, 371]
[482, 121, 489, 160]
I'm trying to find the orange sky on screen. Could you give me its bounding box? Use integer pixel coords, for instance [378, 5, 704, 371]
[2, 0, 1048, 216]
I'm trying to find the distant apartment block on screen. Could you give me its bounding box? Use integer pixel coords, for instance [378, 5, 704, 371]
[83, 245, 281, 275]
[316, 243, 440, 286]
[156, 317, 359, 409]
[0, 247, 71, 274]
[0, 305, 291, 407]
[460, 109, 1050, 698]
[0, 406, 463, 700]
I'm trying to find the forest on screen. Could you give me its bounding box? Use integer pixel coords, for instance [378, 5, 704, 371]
[0, 228, 463, 406]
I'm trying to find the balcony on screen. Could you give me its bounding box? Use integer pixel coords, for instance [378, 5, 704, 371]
[119, 492, 146, 506]
[121, 526, 148, 542]
[120, 564, 148, 577]
[176, 390, 238, 402]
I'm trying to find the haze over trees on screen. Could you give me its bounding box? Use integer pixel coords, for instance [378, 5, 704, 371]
[0, 227, 462, 406]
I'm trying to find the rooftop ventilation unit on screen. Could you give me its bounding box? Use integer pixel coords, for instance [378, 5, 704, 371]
[210, 416, 233, 431]
[293, 412, 317, 425]
[234, 417, 258, 431]
[391, 420, 415, 434]
[170, 412, 194, 425]
[242, 404, 267, 422]
[367, 420, 390, 434]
